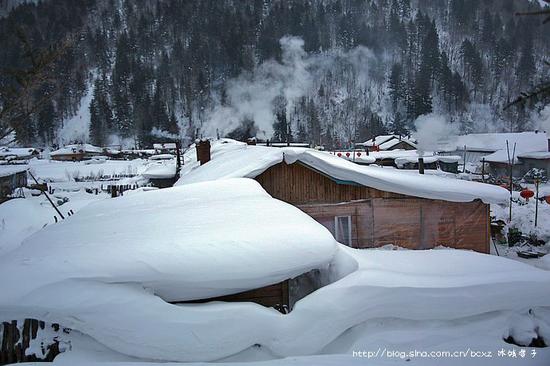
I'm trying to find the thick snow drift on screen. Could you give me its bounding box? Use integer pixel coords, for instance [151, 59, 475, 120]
[1, 245, 549, 362]
[0, 178, 337, 302]
[177, 142, 509, 204]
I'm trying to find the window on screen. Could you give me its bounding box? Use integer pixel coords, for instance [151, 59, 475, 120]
[334, 216, 352, 247]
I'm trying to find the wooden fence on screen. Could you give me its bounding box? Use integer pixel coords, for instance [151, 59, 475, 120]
[1, 319, 62, 365]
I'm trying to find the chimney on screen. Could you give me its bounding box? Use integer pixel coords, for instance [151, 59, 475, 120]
[196, 139, 211, 165]
[418, 157, 425, 174]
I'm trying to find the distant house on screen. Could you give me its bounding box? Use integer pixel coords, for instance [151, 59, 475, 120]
[0, 147, 40, 162]
[459, 131, 550, 179]
[357, 135, 417, 152]
[0, 167, 27, 202]
[179, 143, 507, 253]
[120, 149, 156, 159]
[486, 151, 550, 180]
[516, 152, 550, 180]
[153, 143, 177, 155]
[50, 144, 104, 161]
[438, 131, 549, 166]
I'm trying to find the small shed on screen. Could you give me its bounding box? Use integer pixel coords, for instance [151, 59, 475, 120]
[0, 167, 27, 202]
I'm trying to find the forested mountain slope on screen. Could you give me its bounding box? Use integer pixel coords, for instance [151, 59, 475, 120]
[1, 0, 549, 148]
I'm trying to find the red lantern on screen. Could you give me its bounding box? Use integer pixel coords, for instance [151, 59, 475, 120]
[346, 152, 350, 157]
[337, 152, 342, 157]
[520, 189, 535, 200]
[357, 152, 362, 157]
[545, 196, 550, 205]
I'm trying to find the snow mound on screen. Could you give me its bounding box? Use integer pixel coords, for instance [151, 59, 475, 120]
[0, 178, 337, 303]
[1, 246, 550, 362]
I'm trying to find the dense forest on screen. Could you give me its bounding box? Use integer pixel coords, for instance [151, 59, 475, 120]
[0, 0, 549, 148]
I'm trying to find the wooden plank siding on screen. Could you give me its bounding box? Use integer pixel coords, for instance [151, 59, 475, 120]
[255, 161, 490, 253]
[174, 281, 290, 313]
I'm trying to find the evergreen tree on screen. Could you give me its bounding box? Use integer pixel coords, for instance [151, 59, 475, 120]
[516, 38, 536, 91]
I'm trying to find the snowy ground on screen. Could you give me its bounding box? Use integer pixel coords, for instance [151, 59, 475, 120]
[491, 183, 550, 270]
[0, 158, 153, 256]
[3, 247, 550, 365]
[1, 153, 550, 365]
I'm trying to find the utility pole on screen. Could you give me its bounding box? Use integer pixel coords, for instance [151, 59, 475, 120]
[506, 140, 517, 223]
[535, 176, 541, 227]
[28, 170, 65, 220]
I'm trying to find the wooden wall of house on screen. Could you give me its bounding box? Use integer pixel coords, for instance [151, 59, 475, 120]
[255, 162, 407, 204]
[255, 162, 490, 253]
[175, 281, 290, 313]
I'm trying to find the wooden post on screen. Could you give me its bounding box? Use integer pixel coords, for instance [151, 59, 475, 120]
[418, 157, 425, 174]
[462, 145, 467, 173]
[28, 171, 65, 220]
[481, 158, 485, 183]
[175, 141, 182, 174]
[535, 178, 540, 227]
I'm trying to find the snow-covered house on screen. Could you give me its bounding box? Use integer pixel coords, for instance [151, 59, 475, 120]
[50, 144, 104, 161]
[0, 147, 40, 161]
[462, 132, 550, 180]
[0, 179, 337, 314]
[439, 131, 549, 167]
[357, 135, 417, 152]
[178, 141, 508, 253]
[153, 142, 178, 155]
[0, 166, 27, 201]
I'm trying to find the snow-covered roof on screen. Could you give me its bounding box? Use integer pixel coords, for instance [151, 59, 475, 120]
[177, 142, 509, 204]
[141, 161, 177, 179]
[0, 147, 39, 158]
[517, 151, 550, 160]
[153, 143, 177, 150]
[440, 131, 548, 153]
[378, 137, 417, 150]
[50, 144, 103, 156]
[360, 135, 416, 148]
[0, 179, 337, 303]
[149, 154, 175, 161]
[0, 166, 27, 178]
[368, 149, 433, 160]
[394, 155, 461, 167]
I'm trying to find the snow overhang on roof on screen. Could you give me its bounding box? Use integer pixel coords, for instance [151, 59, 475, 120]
[0, 179, 337, 303]
[0, 166, 28, 178]
[177, 142, 509, 205]
[517, 151, 550, 160]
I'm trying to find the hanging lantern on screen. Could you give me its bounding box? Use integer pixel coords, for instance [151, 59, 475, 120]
[545, 196, 550, 205]
[357, 152, 362, 157]
[520, 188, 535, 200]
[337, 152, 342, 157]
[346, 152, 351, 157]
